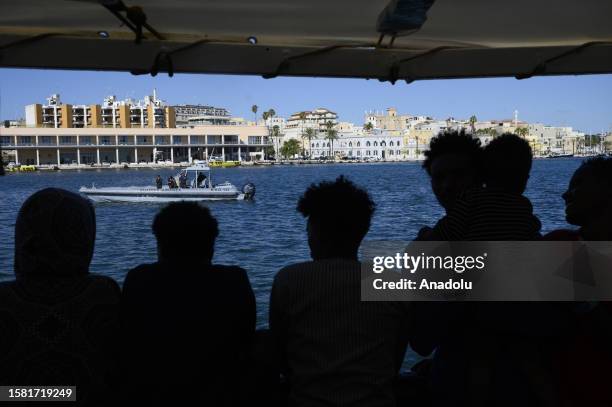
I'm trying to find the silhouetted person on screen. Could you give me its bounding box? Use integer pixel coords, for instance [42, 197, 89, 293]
[426, 133, 541, 240]
[167, 176, 177, 189]
[270, 176, 411, 407]
[122, 202, 255, 406]
[197, 172, 206, 188]
[413, 135, 567, 407]
[546, 156, 612, 241]
[0, 188, 121, 406]
[155, 175, 162, 189]
[417, 130, 483, 239]
[544, 156, 612, 406]
[179, 171, 187, 188]
[422, 129, 483, 212]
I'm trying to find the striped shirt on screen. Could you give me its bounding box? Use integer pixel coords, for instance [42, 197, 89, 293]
[270, 259, 411, 407]
[432, 187, 542, 241]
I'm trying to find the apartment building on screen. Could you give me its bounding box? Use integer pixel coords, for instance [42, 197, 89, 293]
[25, 92, 176, 129]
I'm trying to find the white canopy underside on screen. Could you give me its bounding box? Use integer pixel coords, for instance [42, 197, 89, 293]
[0, 0, 611, 81]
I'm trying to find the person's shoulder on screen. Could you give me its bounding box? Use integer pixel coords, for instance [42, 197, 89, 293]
[276, 260, 314, 276]
[276, 259, 360, 279]
[123, 263, 160, 286]
[542, 229, 581, 241]
[87, 274, 121, 292]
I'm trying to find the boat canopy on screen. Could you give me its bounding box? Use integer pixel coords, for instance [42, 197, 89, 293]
[184, 163, 211, 172]
[1, 0, 611, 81]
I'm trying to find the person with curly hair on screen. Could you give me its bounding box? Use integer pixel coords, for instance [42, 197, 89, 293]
[270, 176, 411, 407]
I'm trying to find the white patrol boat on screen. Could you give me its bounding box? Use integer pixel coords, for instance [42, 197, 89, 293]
[79, 162, 255, 203]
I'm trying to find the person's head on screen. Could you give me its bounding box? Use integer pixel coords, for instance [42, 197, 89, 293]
[297, 176, 375, 260]
[152, 202, 218, 264]
[483, 133, 532, 194]
[14, 188, 96, 279]
[562, 157, 612, 227]
[423, 130, 482, 210]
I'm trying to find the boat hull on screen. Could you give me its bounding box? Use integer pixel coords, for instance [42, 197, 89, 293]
[79, 187, 245, 203]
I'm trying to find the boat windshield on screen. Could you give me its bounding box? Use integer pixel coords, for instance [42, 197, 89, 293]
[182, 168, 211, 188]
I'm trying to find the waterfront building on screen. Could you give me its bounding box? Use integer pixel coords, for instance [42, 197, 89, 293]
[174, 104, 231, 127]
[0, 126, 269, 166]
[25, 92, 176, 129]
[527, 123, 585, 155]
[260, 116, 286, 130]
[284, 108, 338, 139]
[365, 108, 430, 136]
[309, 131, 406, 160]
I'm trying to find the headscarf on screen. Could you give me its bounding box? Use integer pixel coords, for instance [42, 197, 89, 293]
[14, 188, 96, 278]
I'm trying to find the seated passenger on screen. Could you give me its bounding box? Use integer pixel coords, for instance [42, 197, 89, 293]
[0, 188, 121, 406]
[122, 202, 256, 406]
[545, 156, 612, 241]
[270, 176, 411, 407]
[426, 133, 541, 240]
[412, 135, 562, 407]
[422, 130, 483, 213]
[544, 157, 612, 406]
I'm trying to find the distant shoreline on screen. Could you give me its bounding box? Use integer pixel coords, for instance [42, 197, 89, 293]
[1, 155, 590, 174]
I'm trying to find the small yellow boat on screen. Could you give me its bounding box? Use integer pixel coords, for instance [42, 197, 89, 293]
[209, 161, 240, 168]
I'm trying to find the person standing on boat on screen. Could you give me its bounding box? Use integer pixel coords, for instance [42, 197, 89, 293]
[155, 175, 162, 189]
[179, 171, 187, 189]
[167, 176, 177, 189]
[197, 172, 206, 188]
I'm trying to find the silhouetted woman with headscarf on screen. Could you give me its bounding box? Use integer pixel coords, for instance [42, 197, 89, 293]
[0, 188, 121, 406]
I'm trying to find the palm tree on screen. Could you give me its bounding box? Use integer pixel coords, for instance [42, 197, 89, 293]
[251, 104, 258, 123]
[270, 125, 282, 162]
[324, 121, 339, 158]
[515, 126, 529, 138]
[280, 139, 301, 159]
[268, 109, 276, 119]
[364, 122, 374, 132]
[469, 115, 477, 133]
[262, 111, 270, 121]
[302, 127, 317, 159]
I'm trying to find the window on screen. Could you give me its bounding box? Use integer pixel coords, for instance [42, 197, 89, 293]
[374, 141, 378, 146]
[366, 141, 371, 147]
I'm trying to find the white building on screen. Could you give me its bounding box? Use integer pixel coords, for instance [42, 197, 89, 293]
[283, 108, 338, 140]
[528, 123, 585, 154]
[308, 132, 405, 160]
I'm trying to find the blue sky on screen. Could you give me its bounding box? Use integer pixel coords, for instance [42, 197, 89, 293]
[1, 68, 611, 133]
